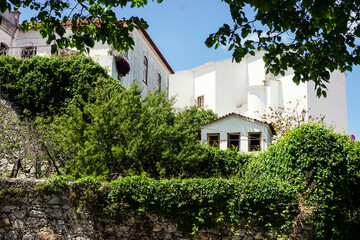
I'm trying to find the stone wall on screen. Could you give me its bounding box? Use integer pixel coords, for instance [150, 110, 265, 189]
[0, 178, 264, 240]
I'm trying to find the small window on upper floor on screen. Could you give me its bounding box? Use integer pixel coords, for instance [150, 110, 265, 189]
[0, 43, 9, 56]
[197, 95, 204, 107]
[157, 73, 161, 93]
[21, 47, 37, 59]
[248, 132, 261, 152]
[143, 56, 148, 85]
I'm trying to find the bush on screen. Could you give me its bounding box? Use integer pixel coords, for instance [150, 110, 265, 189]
[41, 124, 360, 239]
[245, 124, 360, 239]
[49, 82, 221, 179]
[180, 144, 251, 178]
[0, 55, 110, 117]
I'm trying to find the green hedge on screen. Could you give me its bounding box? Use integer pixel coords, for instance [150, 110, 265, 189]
[43, 175, 297, 237]
[245, 124, 360, 239]
[0, 55, 111, 117]
[44, 124, 360, 239]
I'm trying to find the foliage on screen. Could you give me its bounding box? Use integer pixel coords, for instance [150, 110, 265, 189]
[175, 105, 218, 140]
[3, 123, 359, 239]
[180, 144, 252, 178]
[49, 82, 220, 179]
[206, 0, 359, 96]
[65, 176, 296, 237]
[3, 0, 357, 94]
[38, 174, 72, 193]
[259, 96, 324, 139]
[1, 0, 163, 54]
[245, 124, 360, 239]
[0, 55, 110, 117]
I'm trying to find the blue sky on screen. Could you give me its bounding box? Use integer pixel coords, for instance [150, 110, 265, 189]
[19, 0, 360, 138]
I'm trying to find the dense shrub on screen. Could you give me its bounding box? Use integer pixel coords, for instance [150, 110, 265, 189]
[46, 125, 360, 239]
[180, 144, 252, 178]
[49, 82, 221, 179]
[245, 124, 360, 239]
[0, 55, 110, 117]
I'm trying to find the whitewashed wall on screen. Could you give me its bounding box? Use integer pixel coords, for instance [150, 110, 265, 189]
[201, 115, 273, 153]
[169, 69, 194, 108]
[120, 30, 171, 98]
[306, 70, 348, 132]
[170, 51, 348, 133]
[193, 63, 216, 111]
[215, 59, 248, 116]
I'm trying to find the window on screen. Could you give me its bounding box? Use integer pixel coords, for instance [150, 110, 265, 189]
[157, 73, 161, 93]
[0, 43, 8, 56]
[248, 132, 261, 151]
[143, 56, 148, 84]
[207, 133, 220, 148]
[197, 95, 204, 107]
[228, 133, 240, 150]
[21, 47, 37, 59]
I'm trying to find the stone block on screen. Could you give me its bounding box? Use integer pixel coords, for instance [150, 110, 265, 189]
[13, 219, 24, 229]
[164, 224, 177, 233]
[22, 232, 35, 240]
[148, 213, 158, 222]
[6, 230, 18, 240]
[14, 210, 25, 219]
[0, 218, 10, 228]
[50, 210, 62, 219]
[153, 224, 162, 232]
[254, 232, 262, 239]
[48, 197, 60, 204]
[1, 206, 12, 213]
[28, 210, 45, 218]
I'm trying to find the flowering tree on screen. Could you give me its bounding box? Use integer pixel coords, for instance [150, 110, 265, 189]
[259, 97, 325, 140]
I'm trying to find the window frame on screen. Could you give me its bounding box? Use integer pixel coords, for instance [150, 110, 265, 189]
[21, 46, 37, 59]
[143, 56, 148, 85]
[197, 95, 204, 107]
[248, 132, 262, 152]
[207, 133, 220, 148]
[157, 73, 161, 93]
[227, 132, 240, 151]
[0, 42, 9, 56]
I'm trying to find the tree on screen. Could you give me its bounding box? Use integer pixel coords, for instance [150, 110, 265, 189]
[3, 1, 356, 94]
[206, 0, 360, 96]
[258, 97, 324, 140]
[1, 0, 163, 54]
[49, 81, 218, 179]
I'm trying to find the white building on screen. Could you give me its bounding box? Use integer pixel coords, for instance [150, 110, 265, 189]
[170, 51, 348, 133]
[201, 112, 275, 153]
[0, 11, 174, 98]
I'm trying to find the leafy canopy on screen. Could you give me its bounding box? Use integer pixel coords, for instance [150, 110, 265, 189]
[0, 55, 110, 117]
[49, 80, 220, 179]
[1, 0, 163, 54]
[2, 0, 356, 94]
[206, 0, 360, 96]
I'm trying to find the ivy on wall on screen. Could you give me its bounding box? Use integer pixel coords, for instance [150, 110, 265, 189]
[39, 124, 360, 239]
